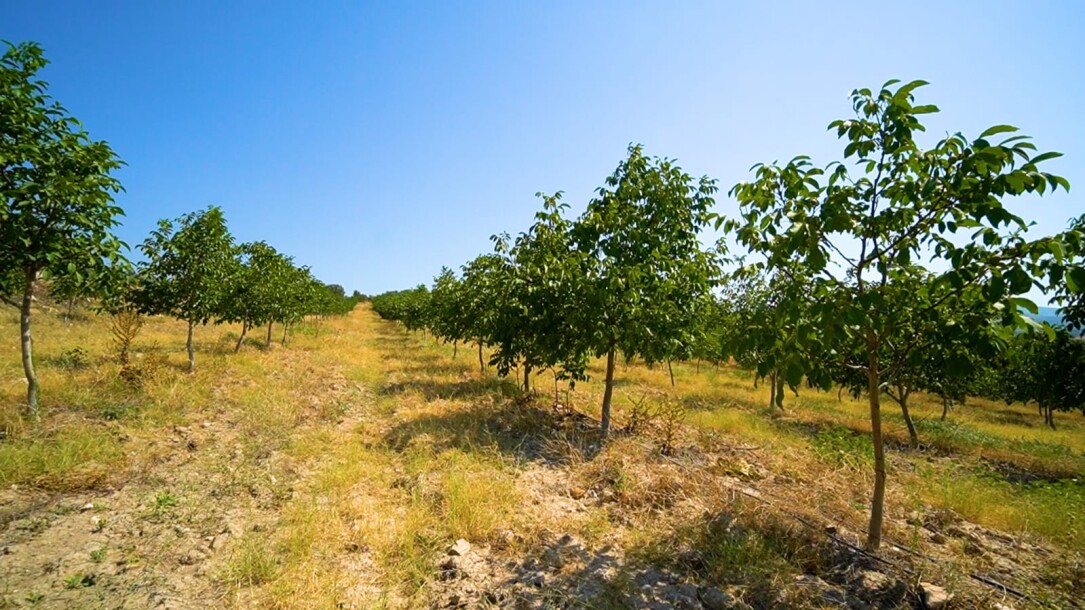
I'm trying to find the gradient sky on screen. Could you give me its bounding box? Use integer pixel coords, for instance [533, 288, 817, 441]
[3, 1, 1083, 295]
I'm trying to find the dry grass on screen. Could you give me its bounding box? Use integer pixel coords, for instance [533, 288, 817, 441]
[3, 302, 1084, 608]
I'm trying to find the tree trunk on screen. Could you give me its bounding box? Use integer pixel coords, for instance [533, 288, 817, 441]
[667, 359, 675, 387]
[941, 396, 951, 421]
[600, 346, 617, 440]
[898, 388, 918, 447]
[523, 364, 532, 393]
[234, 323, 249, 353]
[20, 270, 39, 416]
[453, 340, 458, 359]
[768, 371, 777, 409]
[186, 320, 195, 373]
[478, 342, 484, 375]
[281, 324, 288, 346]
[865, 338, 886, 551]
[266, 321, 274, 347]
[774, 372, 785, 410]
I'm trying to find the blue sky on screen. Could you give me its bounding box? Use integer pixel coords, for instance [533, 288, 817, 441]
[4, 1, 1083, 295]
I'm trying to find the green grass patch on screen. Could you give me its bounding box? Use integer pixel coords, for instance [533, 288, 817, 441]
[0, 427, 124, 489]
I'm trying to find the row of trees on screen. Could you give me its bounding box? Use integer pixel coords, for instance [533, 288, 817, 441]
[1, 41, 358, 413]
[374, 150, 720, 438]
[373, 80, 1085, 551]
[135, 205, 359, 371]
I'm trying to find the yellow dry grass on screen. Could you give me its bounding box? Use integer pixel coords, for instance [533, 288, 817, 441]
[3, 302, 1084, 608]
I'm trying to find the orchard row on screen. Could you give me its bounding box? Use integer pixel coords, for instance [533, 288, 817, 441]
[373, 80, 1085, 551]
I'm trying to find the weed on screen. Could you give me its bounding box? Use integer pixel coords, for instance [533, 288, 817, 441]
[24, 591, 44, 604]
[810, 425, 871, 468]
[152, 490, 179, 515]
[63, 572, 95, 589]
[110, 308, 143, 365]
[54, 347, 90, 371]
[221, 535, 280, 588]
[90, 546, 107, 562]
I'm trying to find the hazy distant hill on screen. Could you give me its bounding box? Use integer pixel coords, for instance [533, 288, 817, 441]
[1032, 306, 1065, 327]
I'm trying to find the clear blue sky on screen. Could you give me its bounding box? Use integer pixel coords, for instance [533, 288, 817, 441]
[4, 1, 1083, 295]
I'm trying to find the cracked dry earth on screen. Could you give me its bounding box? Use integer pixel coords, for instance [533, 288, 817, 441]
[0, 309, 1074, 609]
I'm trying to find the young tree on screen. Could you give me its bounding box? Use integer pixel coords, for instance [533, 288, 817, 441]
[276, 264, 320, 345]
[718, 271, 818, 410]
[222, 241, 294, 352]
[459, 253, 508, 375]
[136, 206, 236, 372]
[428, 267, 468, 357]
[730, 80, 1071, 550]
[0, 41, 126, 414]
[575, 145, 720, 439]
[488, 193, 589, 391]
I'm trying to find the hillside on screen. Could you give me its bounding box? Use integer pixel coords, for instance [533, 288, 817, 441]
[1, 304, 1083, 609]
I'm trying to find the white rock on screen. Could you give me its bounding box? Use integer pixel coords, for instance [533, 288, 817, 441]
[447, 538, 471, 556]
[920, 582, 952, 610]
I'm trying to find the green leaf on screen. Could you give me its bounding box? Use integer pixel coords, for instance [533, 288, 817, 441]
[979, 125, 1019, 138]
[1006, 266, 1033, 294]
[1029, 151, 1063, 164]
[1010, 297, 1039, 315]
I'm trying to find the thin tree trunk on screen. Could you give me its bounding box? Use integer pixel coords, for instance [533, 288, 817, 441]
[775, 373, 785, 410]
[281, 324, 288, 346]
[941, 396, 951, 421]
[667, 359, 675, 388]
[453, 340, 458, 359]
[600, 346, 617, 440]
[20, 270, 39, 415]
[523, 364, 532, 393]
[267, 321, 274, 347]
[234, 323, 249, 353]
[478, 342, 484, 375]
[65, 299, 74, 324]
[768, 371, 777, 409]
[898, 388, 918, 447]
[186, 320, 195, 373]
[866, 337, 886, 551]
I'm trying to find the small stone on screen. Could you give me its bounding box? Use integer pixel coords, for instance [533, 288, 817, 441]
[209, 533, 230, 550]
[920, 582, 952, 610]
[447, 538, 471, 556]
[81, 502, 95, 511]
